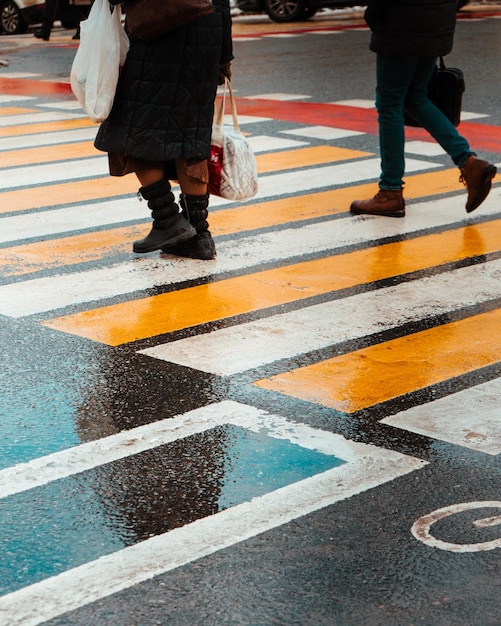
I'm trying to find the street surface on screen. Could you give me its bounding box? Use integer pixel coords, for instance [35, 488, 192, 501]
[0, 5, 500, 625]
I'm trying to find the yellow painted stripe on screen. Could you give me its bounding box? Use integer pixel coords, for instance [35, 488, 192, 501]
[41, 218, 501, 345]
[255, 308, 501, 413]
[1, 169, 500, 276]
[0, 145, 364, 211]
[0, 142, 366, 171]
[0, 107, 39, 116]
[0, 141, 100, 168]
[0, 176, 138, 214]
[0, 117, 95, 138]
[1, 152, 499, 215]
[215, 167, 492, 236]
[0, 225, 147, 276]
[257, 146, 371, 174]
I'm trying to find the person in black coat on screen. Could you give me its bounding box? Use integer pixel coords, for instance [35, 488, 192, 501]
[94, 0, 233, 259]
[350, 0, 497, 217]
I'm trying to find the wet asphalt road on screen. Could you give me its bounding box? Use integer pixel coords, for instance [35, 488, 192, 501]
[0, 5, 500, 625]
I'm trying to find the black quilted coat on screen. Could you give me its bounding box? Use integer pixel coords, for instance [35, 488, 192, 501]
[364, 0, 457, 57]
[94, 0, 233, 164]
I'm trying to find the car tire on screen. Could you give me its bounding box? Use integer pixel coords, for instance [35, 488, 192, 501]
[0, 0, 27, 34]
[263, 0, 309, 22]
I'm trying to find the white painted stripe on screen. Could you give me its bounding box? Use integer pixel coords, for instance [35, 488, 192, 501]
[0, 155, 436, 243]
[0, 401, 425, 626]
[263, 34, 302, 38]
[333, 99, 375, 108]
[0, 400, 367, 498]
[1, 187, 499, 317]
[281, 125, 365, 140]
[140, 259, 501, 376]
[0, 95, 36, 103]
[0, 197, 145, 244]
[246, 157, 439, 203]
[460, 111, 490, 120]
[0, 147, 422, 195]
[405, 140, 446, 156]
[0, 72, 41, 79]
[0, 130, 305, 181]
[223, 114, 271, 125]
[381, 378, 501, 455]
[0, 156, 109, 190]
[0, 111, 84, 127]
[39, 101, 85, 110]
[0, 127, 98, 151]
[246, 93, 313, 101]
[247, 135, 309, 152]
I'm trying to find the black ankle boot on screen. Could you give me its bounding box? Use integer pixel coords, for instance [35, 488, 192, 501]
[133, 179, 196, 254]
[162, 193, 216, 260]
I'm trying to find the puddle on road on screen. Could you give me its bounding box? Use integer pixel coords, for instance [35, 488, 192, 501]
[1, 424, 345, 595]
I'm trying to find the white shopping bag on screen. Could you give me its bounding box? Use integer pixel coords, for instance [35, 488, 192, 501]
[70, 0, 129, 123]
[208, 79, 258, 201]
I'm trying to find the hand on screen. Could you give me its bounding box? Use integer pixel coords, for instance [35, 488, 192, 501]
[218, 62, 232, 85]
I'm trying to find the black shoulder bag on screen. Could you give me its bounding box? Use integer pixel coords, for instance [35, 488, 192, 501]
[404, 56, 465, 128]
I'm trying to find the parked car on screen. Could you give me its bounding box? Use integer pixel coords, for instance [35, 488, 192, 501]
[235, 0, 470, 23]
[0, 0, 88, 35]
[235, 0, 363, 22]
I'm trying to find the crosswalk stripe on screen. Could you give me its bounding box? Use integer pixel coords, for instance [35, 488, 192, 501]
[1, 187, 499, 317]
[0, 117, 96, 138]
[0, 146, 396, 193]
[0, 111, 84, 127]
[0, 225, 146, 277]
[0, 156, 109, 190]
[0, 155, 439, 238]
[255, 145, 371, 172]
[0, 127, 98, 151]
[140, 258, 501, 376]
[0, 107, 39, 116]
[381, 378, 501, 455]
[40, 216, 501, 345]
[255, 307, 501, 413]
[0, 170, 476, 276]
[0, 163, 484, 234]
[0, 143, 368, 174]
[0, 141, 100, 168]
[0, 197, 145, 244]
[0, 176, 138, 214]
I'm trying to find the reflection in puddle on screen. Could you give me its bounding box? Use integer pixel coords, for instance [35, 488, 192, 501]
[1, 424, 345, 594]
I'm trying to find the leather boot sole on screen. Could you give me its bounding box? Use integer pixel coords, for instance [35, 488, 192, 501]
[133, 217, 196, 254]
[350, 203, 405, 218]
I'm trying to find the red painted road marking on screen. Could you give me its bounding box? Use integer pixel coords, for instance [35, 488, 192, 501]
[1, 78, 499, 156]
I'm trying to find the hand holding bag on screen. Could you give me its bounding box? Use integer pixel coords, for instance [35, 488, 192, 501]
[208, 79, 258, 202]
[124, 0, 214, 42]
[70, 0, 129, 123]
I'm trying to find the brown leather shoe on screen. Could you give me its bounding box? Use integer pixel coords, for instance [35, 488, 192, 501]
[460, 155, 497, 213]
[350, 189, 405, 217]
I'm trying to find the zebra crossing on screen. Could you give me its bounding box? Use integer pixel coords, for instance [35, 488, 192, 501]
[0, 78, 500, 623]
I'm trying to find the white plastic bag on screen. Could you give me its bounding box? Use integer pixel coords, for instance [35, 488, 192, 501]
[70, 0, 129, 123]
[208, 79, 258, 201]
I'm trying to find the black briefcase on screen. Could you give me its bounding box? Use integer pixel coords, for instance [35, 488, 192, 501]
[404, 57, 465, 127]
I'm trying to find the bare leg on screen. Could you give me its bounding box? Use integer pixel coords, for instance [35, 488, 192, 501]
[136, 168, 164, 188]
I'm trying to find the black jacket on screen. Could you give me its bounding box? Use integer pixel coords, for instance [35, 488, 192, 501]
[365, 0, 457, 57]
[94, 0, 233, 164]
